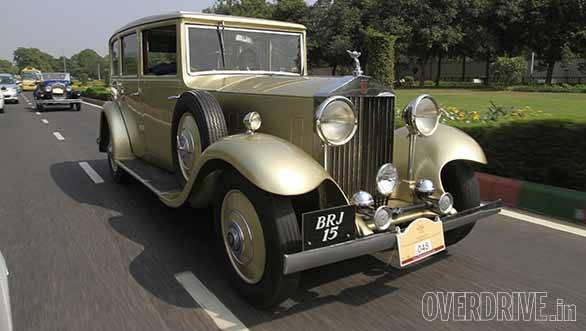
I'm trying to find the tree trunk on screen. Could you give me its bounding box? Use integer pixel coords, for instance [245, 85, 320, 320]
[461, 56, 466, 81]
[546, 59, 555, 85]
[418, 58, 427, 88]
[435, 54, 442, 87]
[331, 63, 338, 76]
[484, 56, 491, 86]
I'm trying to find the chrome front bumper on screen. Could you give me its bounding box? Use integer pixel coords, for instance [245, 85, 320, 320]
[283, 200, 503, 274]
[36, 99, 81, 104]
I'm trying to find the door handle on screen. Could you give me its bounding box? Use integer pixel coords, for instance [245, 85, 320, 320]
[167, 95, 180, 100]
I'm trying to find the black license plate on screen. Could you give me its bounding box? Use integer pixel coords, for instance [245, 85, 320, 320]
[302, 205, 356, 250]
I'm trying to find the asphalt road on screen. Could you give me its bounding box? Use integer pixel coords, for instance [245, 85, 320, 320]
[0, 93, 584, 331]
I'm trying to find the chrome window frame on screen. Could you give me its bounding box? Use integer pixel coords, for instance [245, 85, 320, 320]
[120, 32, 139, 78]
[184, 24, 304, 77]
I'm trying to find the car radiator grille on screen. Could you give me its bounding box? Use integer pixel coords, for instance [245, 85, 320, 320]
[325, 95, 395, 206]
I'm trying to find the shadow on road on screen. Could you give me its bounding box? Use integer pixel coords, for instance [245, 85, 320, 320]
[50, 159, 446, 326]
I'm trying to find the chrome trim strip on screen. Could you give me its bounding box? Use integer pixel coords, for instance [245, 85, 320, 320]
[115, 160, 165, 196]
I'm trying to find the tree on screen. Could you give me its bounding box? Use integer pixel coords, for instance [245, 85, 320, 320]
[374, 0, 464, 87]
[69, 49, 106, 80]
[204, 0, 273, 18]
[0, 59, 18, 74]
[308, 0, 361, 74]
[272, 0, 309, 25]
[523, 0, 586, 84]
[13, 47, 58, 72]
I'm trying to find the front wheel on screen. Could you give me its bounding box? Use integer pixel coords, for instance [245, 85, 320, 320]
[441, 162, 480, 246]
[215, 170, 301, 308]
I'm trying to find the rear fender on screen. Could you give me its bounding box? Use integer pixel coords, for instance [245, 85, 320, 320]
[98, 101, 134, 161]
[392, 124, 487, 200]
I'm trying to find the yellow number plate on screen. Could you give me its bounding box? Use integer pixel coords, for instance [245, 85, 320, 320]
[396, 218, 445, 268]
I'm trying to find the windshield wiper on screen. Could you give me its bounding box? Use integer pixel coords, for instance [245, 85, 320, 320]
[217, 22, 226, 68]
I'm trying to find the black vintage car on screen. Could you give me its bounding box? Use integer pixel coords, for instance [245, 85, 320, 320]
[33, 72, 82, 111]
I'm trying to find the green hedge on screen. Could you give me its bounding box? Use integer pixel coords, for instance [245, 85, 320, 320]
[462, 120, 586, 192]
[364, 29, 396, 88]
[507, 84, 586, 93]
[81, 87, 111, 101]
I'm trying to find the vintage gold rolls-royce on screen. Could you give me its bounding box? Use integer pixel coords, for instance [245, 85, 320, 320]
[98, 11, 501, 308]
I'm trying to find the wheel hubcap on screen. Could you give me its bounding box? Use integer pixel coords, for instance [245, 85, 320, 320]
[176, 113, 201, 182]
[221, 190, 265, 284]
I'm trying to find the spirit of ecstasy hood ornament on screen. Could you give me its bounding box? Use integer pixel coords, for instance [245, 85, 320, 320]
[347, 50, 363, 77]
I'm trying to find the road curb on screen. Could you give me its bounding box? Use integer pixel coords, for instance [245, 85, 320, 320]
[476, 172, 586, 223]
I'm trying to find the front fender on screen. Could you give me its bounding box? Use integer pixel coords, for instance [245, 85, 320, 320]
[161, 133, 332, 208]
[393, 124, 486, 200]
[98, 101, 134, 161]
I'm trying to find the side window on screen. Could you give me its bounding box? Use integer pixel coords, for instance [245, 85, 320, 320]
[111, 39, 120, 76]
[142, 25, 177, 75]
[188, 27, 222, 72]
[122, 33, 138, 76]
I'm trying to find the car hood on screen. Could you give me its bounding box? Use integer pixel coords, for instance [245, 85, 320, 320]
[0, 84, 17, 90]
[186, 75, 392, 98]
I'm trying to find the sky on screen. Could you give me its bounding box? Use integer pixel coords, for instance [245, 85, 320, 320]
[0, 0, 231, 61]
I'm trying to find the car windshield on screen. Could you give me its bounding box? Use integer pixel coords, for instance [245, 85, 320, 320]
[43, 72, 70, 81]
[188, 26, 301, 74]
[0, 76, 15, 84]
[22, 72, 42, 80]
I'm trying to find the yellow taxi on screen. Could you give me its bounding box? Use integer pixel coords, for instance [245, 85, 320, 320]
[20, 68, 42, 91]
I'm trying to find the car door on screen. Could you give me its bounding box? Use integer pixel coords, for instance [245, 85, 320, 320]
[139, 24, 182, 171]
[116, 32, 146, 158]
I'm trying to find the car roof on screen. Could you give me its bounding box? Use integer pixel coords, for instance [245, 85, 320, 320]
[111, 11, 306, 38]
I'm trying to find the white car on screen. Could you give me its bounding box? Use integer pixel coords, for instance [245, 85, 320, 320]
[0, 74, 19, 104]
[0, 251, 12, 331]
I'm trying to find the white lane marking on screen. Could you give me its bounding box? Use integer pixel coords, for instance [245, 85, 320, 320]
[78, 162, 104, 184]
[41, 119, 49, 124]
[175, 272, 249, 331]
[82, 101, 103, 109]
[501, 209, 586, 238]
[52, 132, 65, 141]
[35, 112, 41, 115]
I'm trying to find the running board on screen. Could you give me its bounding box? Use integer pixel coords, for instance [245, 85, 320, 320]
[116, 159, 182, 197]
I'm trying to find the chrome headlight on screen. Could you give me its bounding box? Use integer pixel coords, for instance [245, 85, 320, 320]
[403, 94, 440, 137]
[44, 85, 52, 92]
[243, 111, 261, 133]
[66, 85, 72, 92]
[376, 163, 399, 196]
[316, 96, 357, 146]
